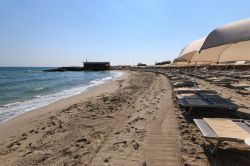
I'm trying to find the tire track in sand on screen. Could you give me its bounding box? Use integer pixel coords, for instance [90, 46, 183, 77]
[89, 74, 181, 166]
[143, 75, 181, 166]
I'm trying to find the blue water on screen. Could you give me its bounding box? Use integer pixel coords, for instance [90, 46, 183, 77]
[0, 67, 122, 123]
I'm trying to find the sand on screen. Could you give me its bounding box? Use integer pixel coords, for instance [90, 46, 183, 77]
[1, 70, 249, 166]
[0, 71, 182, 166]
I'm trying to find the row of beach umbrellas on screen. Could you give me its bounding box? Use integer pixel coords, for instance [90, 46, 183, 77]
[172, 18, 250, 66]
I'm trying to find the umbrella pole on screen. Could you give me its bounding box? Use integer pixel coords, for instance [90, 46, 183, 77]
[194, 62, 197, 90]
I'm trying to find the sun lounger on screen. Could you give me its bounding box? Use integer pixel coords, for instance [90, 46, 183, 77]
[174, 87, 215, 93]
[178, 93, 238, 112]
[238, 88, 250, 96]
[194, 118, 250, 154]
[205, 77, 219, 82]
[217, 78, 239, 87]
[235, 75, 250, 80]
[245, 138, 250, 147]
[170, 76, 188, 81]
[175, 91, 217, 100]
[231, 83, 250, 90]
[172, 80, 196, 87]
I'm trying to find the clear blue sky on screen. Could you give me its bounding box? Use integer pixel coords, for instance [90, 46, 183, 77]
[0, 0, 249, 67]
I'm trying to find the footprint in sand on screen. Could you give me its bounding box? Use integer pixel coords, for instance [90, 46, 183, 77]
[128, 117, 145, 125]
[29, 129, 34, 133]
[7, 140, 21, 152]
[103, 156, 112, 163]
[40, 127, 46, 130]
[132, 140, 140, 150]
[18, 133, 28, 141]
[75, 137, 91, 147]
[110, 140, 127, 151]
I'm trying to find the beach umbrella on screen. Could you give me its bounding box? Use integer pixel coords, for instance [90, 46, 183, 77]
[175, 37, 207, 87]
[198, 18, 250, 64]
[190, 44, 231, 64]
[218, 40, 250, 63]
[177, 37, 206, 63]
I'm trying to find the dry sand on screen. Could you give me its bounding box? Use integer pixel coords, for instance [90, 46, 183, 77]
[2, 70, 249, 166]
[0, 71, 182, 166]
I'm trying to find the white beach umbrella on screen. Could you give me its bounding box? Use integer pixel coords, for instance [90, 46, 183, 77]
[177, 37, 206, 63]
[198, 18, 250, 64]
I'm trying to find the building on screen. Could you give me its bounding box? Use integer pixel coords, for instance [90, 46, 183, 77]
[137, 63, 147, 66]
[83, 62, 110, 70]
[155, 61, 171, 65]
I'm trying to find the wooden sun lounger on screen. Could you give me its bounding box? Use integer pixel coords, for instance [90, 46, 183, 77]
[194, 118, 250, 154]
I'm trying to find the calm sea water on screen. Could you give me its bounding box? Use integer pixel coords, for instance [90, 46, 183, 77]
[0, 67, 122, 123]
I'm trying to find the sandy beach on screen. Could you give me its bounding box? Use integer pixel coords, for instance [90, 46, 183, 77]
[2, 1, 250, 166]
[0, 71, 182, 165]
[1, 70, 250, 166]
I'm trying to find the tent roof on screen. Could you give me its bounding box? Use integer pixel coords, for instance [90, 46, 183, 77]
[201, 18, 250, 50]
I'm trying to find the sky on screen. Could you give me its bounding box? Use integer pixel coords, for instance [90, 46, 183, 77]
[0, 0, 250, 67]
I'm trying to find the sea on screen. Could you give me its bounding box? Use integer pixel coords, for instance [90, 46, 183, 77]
[0, 67, 122, 123]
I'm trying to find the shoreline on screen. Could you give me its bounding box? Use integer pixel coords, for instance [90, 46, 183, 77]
[0, 72, 128, 140]
[0, 71, 125, 125]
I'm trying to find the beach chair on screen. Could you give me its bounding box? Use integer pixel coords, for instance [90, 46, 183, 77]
[230, 83, 250, 90]
[217, 78, 239, 87]
[172, 80, 196, 87]
[170, 75, 188, 81]
[194, 118, 250, 154]
[175, 91, 217, 100]
[238, 87, 250, 96]
[205, 77, 219, 82]
[177, 92, 238, 112]
[174, 87, 215, 93]
[237, 74, 250, 80]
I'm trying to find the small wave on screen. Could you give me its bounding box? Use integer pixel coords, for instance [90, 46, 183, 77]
[3, 101, 23, 108]
[111, 71, 123, 79]
[35, 87, 44, 91]
[90, 76, 113, 84]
